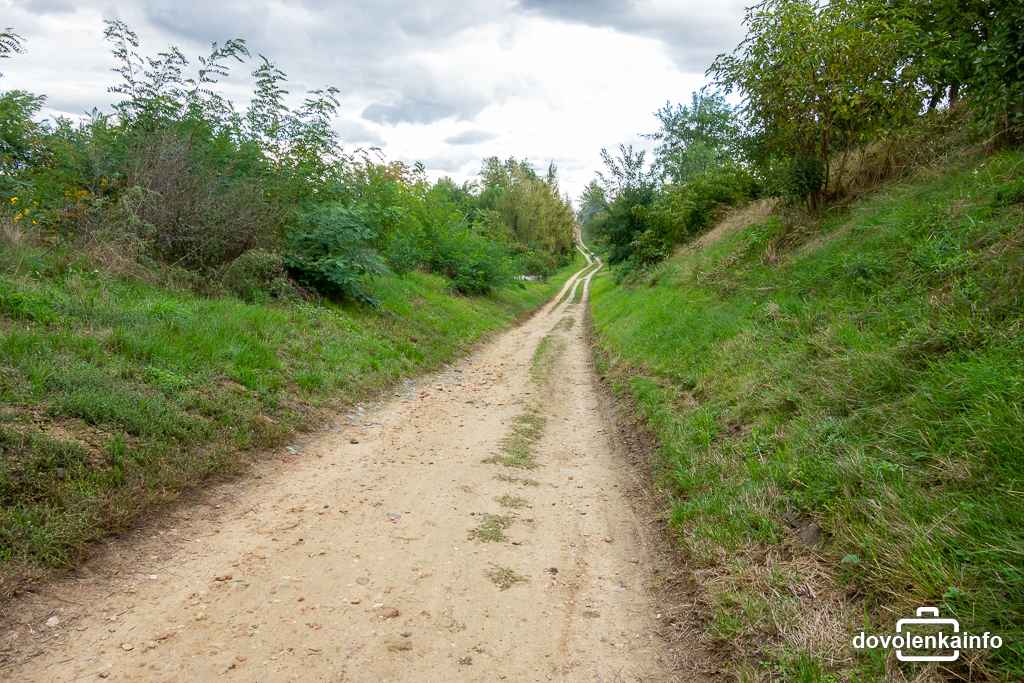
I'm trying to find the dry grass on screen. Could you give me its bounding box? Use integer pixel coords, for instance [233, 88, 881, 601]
[689, 198, 778, 251]
[0, 217, 24, 247]
[496, 494, 530, 509]
[485, 564, 528, 590]
[495, 473, 540, 487]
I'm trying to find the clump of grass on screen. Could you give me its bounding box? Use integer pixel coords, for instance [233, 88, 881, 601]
[495, 473, 540, 487]
[529, 333, 564, 383]
[485, 564, 527, 590]
[590, 150, 1024, 680]
[468, 513, 514, 543]
[483, 411, 546, 468]
[496, 494, 530, 509]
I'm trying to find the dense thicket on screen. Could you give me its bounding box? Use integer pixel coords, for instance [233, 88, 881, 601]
[583, 0, 1023, 271]
[0, 22, 575, 302]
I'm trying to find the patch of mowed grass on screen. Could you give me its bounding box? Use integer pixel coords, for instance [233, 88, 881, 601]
[0, 246, 574, 594]
[529, 333, 564, 384]
[483, 411, 546, 469]
[468, 513, 514, 543]
[590, 151, 1024, 680]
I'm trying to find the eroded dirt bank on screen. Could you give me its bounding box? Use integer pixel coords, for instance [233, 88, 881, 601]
[1, 257, 701, 682]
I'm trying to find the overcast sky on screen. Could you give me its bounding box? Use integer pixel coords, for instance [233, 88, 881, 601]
[3, 0, 749, 200]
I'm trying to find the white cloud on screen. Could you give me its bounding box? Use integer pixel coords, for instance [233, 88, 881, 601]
[1, 0, 745, 200]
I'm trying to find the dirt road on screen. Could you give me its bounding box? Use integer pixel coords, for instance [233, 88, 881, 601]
[1, 251, 686, 681]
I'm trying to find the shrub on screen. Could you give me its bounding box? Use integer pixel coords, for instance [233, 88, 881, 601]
[283, 204, 387, 304]
[655, 163, 760, 243]
[425, 223, 512, 295]
[516, 249, 560, 278]
[766, 154, 826, 206]
[125, 131, 281, 269]
[381, 228, 423, 275]
[220, 249, 294, 303]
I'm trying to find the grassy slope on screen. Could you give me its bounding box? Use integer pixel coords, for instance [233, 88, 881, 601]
[590, 151, 1024, 681]
[0, 245, 580, 591]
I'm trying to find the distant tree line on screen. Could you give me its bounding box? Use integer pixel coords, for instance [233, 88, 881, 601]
[0, 22, 576, 303]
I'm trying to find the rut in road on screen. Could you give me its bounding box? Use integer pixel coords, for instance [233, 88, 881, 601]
[2, 251, 697, 681]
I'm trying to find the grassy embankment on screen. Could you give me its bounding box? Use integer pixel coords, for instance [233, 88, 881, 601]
[0, 243, 580, 594]
[590, 151, 1024, 680]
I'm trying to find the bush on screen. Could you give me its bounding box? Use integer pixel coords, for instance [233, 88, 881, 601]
[516, 249, 560, 278]
[125, 131, 281, 269]
[425, 224, 512, 295]
[654, 162, 760, 244]
[220, 249, 294, 303]
[766, 154, 826, 206]
[381, 228, 423, 275]
[283, 204, 387, 304]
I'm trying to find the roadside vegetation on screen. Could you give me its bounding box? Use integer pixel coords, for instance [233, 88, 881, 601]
[585, 1, 1023, 680]
[0, 24, 577, 593]
[581, 0, 1022, 278]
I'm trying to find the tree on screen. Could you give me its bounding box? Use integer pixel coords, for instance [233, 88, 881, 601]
[881, 0, 1024, 143]
[596, 144, 653, 199]
[0, 29, 44, 193]
[648, 89, 742, 183]
[1, 28, 24, 78]
[588, 145, 658, 264]
[577, 180, 607, 226]
[476, 156, 575, 263]
[709, 0, 922, 207]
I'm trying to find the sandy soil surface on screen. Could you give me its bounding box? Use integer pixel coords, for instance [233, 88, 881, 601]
[1, 252, 701, 682]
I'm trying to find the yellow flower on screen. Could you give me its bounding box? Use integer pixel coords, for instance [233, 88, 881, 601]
[8, 196, 16, 205]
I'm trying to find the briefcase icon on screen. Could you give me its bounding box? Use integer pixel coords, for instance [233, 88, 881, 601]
[895, 607, 960, 662]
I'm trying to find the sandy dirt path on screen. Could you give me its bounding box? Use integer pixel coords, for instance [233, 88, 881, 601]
[1, 252, 686, 682]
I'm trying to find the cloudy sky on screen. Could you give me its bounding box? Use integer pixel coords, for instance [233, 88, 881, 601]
[3, 0, 749, 200]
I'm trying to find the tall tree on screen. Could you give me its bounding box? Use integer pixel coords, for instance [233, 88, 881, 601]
[709, 0, 922, 205]
[648, 89, 741, 183]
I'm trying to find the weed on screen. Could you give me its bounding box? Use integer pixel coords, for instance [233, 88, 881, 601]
[495, 473, 540, 487]
[496, 494, 530, 509]
[468, 514, 514, 543]
[485, 563, 527, 590]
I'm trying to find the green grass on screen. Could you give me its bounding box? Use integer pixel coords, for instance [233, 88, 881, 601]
[529, 333, 564, 383]
[468, 513, 515, 543]
[0, 243, 576, 593]
[590, 151, 1024, 680]
[483, 412, 546, 469]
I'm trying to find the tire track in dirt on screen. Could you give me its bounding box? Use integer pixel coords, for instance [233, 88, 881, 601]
[0, 244, 694, 682]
